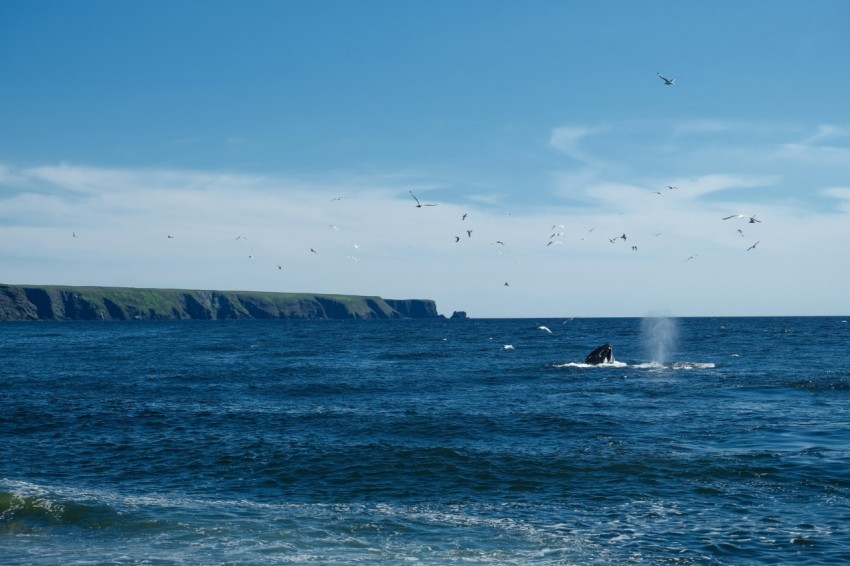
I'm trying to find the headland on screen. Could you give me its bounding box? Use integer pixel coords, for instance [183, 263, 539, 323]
[0, 284, 441, 321]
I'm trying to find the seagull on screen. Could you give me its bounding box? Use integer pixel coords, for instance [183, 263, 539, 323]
[684, 254, 698, 262]
[504, 282, 510, 287]
[329, 196, 347, 201]
[494, 240, 506, 246]
[310, 248, 318, 254]
[409, 190, 437, 208]
[235, 235, 246, 240]
[277, 265, 282, 270]
[72, 232, 76, 238]
[167, 235, 174, 239]
[667, 185, 679, 190]
[747, 241, 760, 251]
[653, 232, 662, 237]
[467, 230, 473, 238]
[657, 72, 677, 85]
[537, 325, 552, 334]
[462, 213, 468, 220]
[454, 236, 461, 242]
[723, 214, 761, 223]
[547, 240, 563, 246]
[653, 191, 663, 196]
[502, 344, 515, 350]
[632, 246, 638, 251]
[737, 229, 744, 237]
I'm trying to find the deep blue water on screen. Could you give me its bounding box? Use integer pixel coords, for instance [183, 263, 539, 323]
[2, 317, 850, 564]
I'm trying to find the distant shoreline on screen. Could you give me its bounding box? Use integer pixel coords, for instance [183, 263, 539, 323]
[0, 284, 444, 321]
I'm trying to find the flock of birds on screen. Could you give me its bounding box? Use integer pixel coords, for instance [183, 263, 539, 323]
[66, 72, 763, 290]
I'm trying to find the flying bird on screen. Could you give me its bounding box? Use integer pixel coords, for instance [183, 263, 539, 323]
[723, 214, 761, 223]
[653, 191, 663, 196]
[310, 248, 318, 254]
[454, 236, 460, 242]
[409, 190, 437, 208]
[657, 72, 677, 85]
[747, 241, 760, 251]
[167, 235, 174, 239]
[667, 186, 678, 190]
[466, 230, 473, 238]
[329, 196, 347, 201]
[537, 325, 552, 334]
[684, 254, 698, 262]
[462, 213, 468, 220]
[738, 229, 744, 237]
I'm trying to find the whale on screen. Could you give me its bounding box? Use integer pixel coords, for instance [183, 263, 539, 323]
[584, 343, 613, 365]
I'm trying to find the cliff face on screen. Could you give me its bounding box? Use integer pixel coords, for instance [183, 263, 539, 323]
[0, 284, 441, 321]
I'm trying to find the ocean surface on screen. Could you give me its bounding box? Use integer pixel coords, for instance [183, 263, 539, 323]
[2, 317, 849, 565]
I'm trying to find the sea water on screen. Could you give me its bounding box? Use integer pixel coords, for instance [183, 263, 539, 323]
[2, 317, 849, 564]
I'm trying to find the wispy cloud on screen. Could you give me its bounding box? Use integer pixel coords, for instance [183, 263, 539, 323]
[549, 125, 605, 166]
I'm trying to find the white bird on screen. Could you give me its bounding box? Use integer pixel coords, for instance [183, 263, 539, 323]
[657, 72, 677, 85]
[502, 344, 515, 350]
[537, 325, 552, 334]
[723, 214, 761, 223]
[409, 190, 437, 208]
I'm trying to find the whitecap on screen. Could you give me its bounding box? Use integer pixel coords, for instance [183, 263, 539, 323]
[672, 361, 715, 370]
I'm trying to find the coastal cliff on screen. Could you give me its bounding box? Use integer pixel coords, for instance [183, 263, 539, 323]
[0, 284, 441, 321]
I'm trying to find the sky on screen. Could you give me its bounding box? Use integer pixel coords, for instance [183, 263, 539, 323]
[2, 1, 849, 318]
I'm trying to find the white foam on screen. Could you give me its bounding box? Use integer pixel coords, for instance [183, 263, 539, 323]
[554, 361, 627, 368]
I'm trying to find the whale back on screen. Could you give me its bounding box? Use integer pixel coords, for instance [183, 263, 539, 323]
[584, 343, 613, 365]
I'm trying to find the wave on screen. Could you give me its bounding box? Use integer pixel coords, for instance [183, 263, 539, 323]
[0, 489, 123, 532]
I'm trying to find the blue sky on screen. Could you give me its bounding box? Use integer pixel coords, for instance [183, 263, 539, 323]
[2, 1, 849, 317]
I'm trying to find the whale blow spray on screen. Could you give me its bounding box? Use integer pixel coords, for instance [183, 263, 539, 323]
[641, 315, 678, 366]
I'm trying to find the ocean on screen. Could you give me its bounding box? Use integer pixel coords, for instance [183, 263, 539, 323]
[2, 317, 849, 564]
